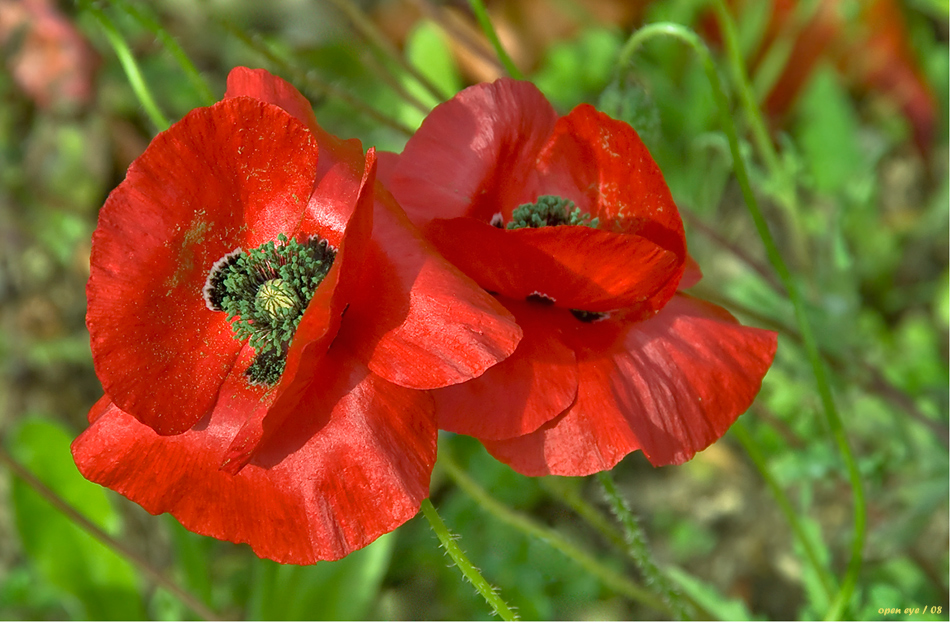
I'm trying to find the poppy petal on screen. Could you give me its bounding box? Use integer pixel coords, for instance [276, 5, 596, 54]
[536, 104, 686, 260]
[426, 217, 681, 313]
[220, 150, 378, 473]
[434, 298, 578, 440]
[387, 79, 558, 227]
[483, 294, 777, 475]
[225, 66, 318, 135]
[71, 345, 436, 564]
[224, 66, 368, 217]
[87, 98, 319, 435]
[342, 189, 523, 389]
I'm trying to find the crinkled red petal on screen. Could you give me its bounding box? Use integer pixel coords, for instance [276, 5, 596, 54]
[537, 104, 685, 248]
[87, 98, 319, 435]
[225, 68, 523, 390]
[435, 298, 577, 440]
[387, 79, 558, 228]
[220, 150, 378, 473]
[224, 67, 367, 247]
[71, 345, 437, 564]
[426, 217, 681, 313]
[483, 294, 777, 475]
[341, 188, 523, 389]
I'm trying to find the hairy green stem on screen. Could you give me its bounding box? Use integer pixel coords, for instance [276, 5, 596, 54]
[597, 471, 692, 620]
[438, 448, 670, 615]
[617, 22, 866, 620]
[731, 422, 837, 600]
[0, 446, 220, 620]
[467, 0, 525, 79]
[419, 498, 518, 621]
[109, 0, 216, 106]
[80, 1, 170, 131]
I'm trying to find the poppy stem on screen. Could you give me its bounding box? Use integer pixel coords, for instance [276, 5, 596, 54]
[437, 447, 672, 616]
[540, 477, 716, 620]
[107, 0, 217, 107]
[80, 0, 171, 132]
[616, 21, 866, 622]
[596, 471, 693, 620]
[730, 422, 838, 601]
[467, 0, 526, 80]
[419, 498, 519, 621]
[0, 446, 221, 621]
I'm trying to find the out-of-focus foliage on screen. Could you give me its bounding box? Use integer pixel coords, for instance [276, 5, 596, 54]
[0, 0, 946, 620]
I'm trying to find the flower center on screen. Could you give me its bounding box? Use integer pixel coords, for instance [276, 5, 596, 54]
[504, 195, 599, 230]
[500, 195, 607, 322]
[204, 234, 335, 386]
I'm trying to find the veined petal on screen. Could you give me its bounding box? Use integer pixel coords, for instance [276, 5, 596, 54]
[87, 98, 319, 435]
[426, 217, 682, 313]
[71, 345, 437, 564]
[434, 298, 577, 440]
[484, 295, 777, 475]
[536, 104, 686, 252]
[387, 79, 558, 228]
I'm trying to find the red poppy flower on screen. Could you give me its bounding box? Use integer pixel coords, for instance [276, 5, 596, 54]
[382, 79, 778, 476]
[72, 68, 522, 563]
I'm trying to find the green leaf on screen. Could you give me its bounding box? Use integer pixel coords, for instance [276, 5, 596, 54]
[794, 65, 865, 194]
[533, 27, 623, 110]
[7, 417, 146, 620]
[405, 20, 462, 105]
[248, 530, 396, 620]
[666, 566, 758, 621]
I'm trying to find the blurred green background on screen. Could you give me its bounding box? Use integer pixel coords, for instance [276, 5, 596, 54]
[0, 0, 947, 619]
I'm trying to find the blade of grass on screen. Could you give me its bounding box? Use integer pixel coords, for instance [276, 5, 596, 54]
[109, 0, 216, 106]
[323, 0, 450, 102]
[0, 446, 220, 621]
[731, 421, 837, 601]
[79, 0, 170, 132]
[467, 0, 525, 79]
[616, 22, 866, 621]
[408, 0, 505, 75]
[220, 19, 415, 137]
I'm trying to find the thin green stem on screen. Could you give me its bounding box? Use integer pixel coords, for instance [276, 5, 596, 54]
[540, 478, 628, 550]
[597, 471, 692, 620]
[0, 447, 220, 621]
[617, 21, 866, 621]
[467, 0, 525, 79]
[731, 421, 837, 600]
[540, 478, 716, 620]
[109, 0, 216, 106]
[80, 0, 170, 131]
[323, 0, 450, 102]
[419, 498, 518, 621]
[408, 0, 505, 75]
[438, 448, 670, 615]
[709, 0, 782, 196]
[709, 0, 808, 266]
[220, 20, 415, 137]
